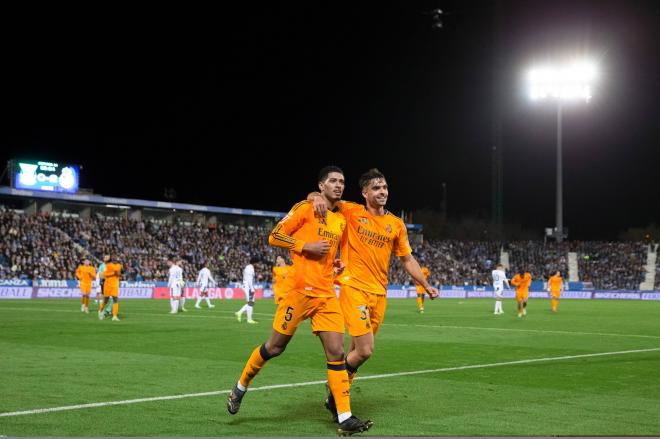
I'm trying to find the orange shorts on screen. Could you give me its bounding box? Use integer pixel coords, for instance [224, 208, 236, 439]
[551, 291, 561, 299]
[103, 286, 119, 298]
[340, 284, 387, 337]
[80, 285, 92, 295]
[272, 289, 344, 336]
[516, 291, 528, 302]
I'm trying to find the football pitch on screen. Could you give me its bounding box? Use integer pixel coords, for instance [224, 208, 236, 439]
[1, 298, 660, 436]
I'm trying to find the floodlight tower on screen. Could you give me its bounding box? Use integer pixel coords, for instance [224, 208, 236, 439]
[526, 60, 597, 243]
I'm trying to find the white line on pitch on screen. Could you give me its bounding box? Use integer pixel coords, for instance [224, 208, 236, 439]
[1, 347, 659, 418]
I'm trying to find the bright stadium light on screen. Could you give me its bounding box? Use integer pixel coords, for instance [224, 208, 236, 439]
[525, 58, 599, 243]
[527, 60, 598, 102]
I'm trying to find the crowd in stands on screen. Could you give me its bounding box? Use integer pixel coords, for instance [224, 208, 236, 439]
[396, 239, 648, 290]
[0, 209, 654, 290]
[571, 241, 647, 290]
[0, 211, 88, 280]
[48, 214, 287, 285]
[400, 240, 501, 286]
[506, 241, 570, 282]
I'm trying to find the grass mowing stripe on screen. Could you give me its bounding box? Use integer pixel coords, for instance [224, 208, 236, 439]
[2, 346, 658, 418]
[386, 322, 660, 340]
[3, 306, 659, 340]
[0, 306, 276, 318]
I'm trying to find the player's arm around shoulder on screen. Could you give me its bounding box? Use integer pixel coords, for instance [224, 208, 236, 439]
[307, 191, 363, 218]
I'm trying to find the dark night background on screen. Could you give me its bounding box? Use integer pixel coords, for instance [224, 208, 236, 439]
[1, 1, 659, 240]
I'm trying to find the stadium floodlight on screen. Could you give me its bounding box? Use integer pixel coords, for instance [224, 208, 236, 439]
[525, 59, 598, 243]
[527, 60, 597, 102]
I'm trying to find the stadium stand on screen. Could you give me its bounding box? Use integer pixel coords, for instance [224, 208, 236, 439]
[404, 240, 500, 286]
[0, 210, 89, 280]
[506, 241, 570, 281]
[0, 208, 653, 290]
[572, 241, 647, 290]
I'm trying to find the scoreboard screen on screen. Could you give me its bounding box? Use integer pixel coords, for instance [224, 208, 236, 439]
[12, 160, 80, 193]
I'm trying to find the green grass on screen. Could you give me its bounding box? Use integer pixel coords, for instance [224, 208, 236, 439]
[1, 298, 660, 436]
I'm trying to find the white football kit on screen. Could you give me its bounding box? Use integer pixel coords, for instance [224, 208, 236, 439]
[492, 269, 509, 298]
[197, 267, 215, 292]
[243, 263, 255, 302]
[169, 264, 183, 297]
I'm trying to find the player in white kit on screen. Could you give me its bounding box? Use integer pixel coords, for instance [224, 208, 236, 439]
[195, 261, 216, 309]
[167, 258, 186, 314]
[235, 256, 259, 324]
[492, 263, 510, 315]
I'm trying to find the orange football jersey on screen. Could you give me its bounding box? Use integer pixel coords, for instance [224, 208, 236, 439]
[511, 273, 532, 294]
[269, 201, 345, 297]
[76, 265, 96, 289]
[336, 201, 412, 295]
[548, 274, 563, 293]
[103, 263, 122, 291]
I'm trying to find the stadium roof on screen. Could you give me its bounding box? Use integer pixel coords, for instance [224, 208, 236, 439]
[0, 186, 423, 231]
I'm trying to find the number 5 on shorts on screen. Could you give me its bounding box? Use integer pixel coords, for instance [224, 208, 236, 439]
[284, 306, 294, 322]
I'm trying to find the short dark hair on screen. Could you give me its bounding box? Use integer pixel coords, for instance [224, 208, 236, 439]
[318, 165, 344, 183]
[359, 168, 386, 190]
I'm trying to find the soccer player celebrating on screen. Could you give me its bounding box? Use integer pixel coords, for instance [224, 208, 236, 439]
[415, 266, 431, 313]
[227, 166, 372, 436]
[511, 269, 532, 318]
[492, 263, 509, 315]
[75, 258, 96, 313]
[548, 270, 564, 312]
[271, 255, 292, 306]
[235, 256, 259, 324]
[167, 258, 184, 314]
[309, 168, 438, 422]
[99, 254, 121, 321]
[195, 260, 216, 309]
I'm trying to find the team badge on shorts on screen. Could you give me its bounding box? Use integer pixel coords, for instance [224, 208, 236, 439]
[282, 322, 288, 330]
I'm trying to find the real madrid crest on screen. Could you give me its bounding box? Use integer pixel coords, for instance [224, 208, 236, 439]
[385, 224, 392, 233]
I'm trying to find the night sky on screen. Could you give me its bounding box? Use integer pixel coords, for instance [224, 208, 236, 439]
[1, 1, 659, 240]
